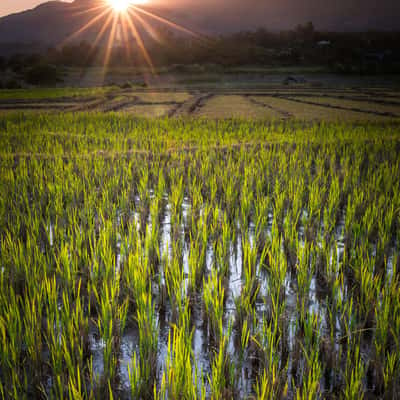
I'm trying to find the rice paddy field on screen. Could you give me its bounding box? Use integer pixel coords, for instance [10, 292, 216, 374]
[1, 85, 400, 121]
[0, 112, 400, 399]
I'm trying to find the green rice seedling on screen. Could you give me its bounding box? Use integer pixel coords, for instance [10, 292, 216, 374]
[21, 285, 44, 385]
[58, 282, 90, 397]
[223, 175, 238, 222]
[203, 268, 225, 344]
[273, 179, 286, 231]
[235, 242, 260, 332]
[294, 346, 322, 400]
[164, 320, 201, 399]
[170, 174, 184, 238]
[0, 287, 25, 399]
[242, 236, 265, 279]
[136, 290, 158, 393]
[188, 234, 207, 295]
[283, 212, 299, 269]
[239, 179, 253, 235]
[264, 221, 287, 305]
[164, 245, 188, 321]
[145, 220, 160, 272]
[304, 179, 326, 243]
[382, 352, 399, 398]
[128, 353, 141, 399]
[254, 367, 289, 400]
[214, 213, 232, 278]
[187, 180, 203, 235]
[208, 329, 235, 400]
[296, 242, 314, 323]
[353, 250, 379, 327]
[251, 310, 288, 398]
[253, 194, 269, 253]
[44, 275, 67, 399]
[343, 342, 365, 400]
[240, 318, 251, 358]
[137, 168, 150, 234]
[93, 276, 128, 387]
[374, 286, 392, 356]
[375, 203, 394, 272]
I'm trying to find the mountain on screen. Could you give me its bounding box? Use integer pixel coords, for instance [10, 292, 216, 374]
[0, 0, 399, 49]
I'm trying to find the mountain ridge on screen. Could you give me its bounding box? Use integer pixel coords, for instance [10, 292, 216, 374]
[0, 0, 399, 48]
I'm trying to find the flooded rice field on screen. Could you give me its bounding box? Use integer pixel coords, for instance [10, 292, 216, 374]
[0, 115, 399, 399]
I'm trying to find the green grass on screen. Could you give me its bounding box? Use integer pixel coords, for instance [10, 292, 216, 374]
[0, 87, 116, 100]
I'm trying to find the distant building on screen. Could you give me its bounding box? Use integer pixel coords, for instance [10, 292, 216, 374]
[364, 52, 386, 62]
[317, 40, 331, 47]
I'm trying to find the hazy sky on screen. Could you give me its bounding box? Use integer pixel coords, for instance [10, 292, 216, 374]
[0, 1, 72, 17]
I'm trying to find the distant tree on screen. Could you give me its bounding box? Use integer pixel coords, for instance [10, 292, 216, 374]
[3, 78, 22, 89]
[296, 21, 315, 42]
[60, 41, 93, 66]
[25, 64, 60, 85]
[0, 56, 6, 71]
[8, 54, 25, 73]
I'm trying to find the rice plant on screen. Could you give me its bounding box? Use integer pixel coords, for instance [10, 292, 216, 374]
[0, 114, 399, 398]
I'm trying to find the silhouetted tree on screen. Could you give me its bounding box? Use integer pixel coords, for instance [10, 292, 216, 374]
[25, 64, 60, 85]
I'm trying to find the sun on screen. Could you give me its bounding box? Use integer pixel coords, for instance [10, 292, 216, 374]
[107, 0, 147, 13]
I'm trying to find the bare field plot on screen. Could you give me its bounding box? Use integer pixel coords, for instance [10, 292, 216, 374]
[196, 95, 281, 119]
[120, 104, 173, 117]
[250, 96, 395, 122]
[135, 92, 192, 104]
[289, 96, 400, 116]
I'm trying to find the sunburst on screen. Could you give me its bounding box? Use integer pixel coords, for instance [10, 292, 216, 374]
[107, 0, 147, 13]
[61, 0, 206, 82]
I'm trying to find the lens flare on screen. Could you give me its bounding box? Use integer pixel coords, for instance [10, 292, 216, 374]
[107, 0, 147, 13]
[62, 0, 204, 84]
[108, 0, 130, 12]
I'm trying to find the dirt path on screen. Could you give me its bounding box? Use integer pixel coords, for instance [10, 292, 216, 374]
[168, 93, 213, 117]
[68, 97, 112, 112]
[99, 96, 140, 112]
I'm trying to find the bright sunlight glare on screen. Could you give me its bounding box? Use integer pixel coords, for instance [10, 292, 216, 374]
[107, 0, 147, 13]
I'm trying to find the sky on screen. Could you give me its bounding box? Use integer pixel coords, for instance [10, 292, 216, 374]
[0, 1, 72, 17]
[1, 0, 400, 31]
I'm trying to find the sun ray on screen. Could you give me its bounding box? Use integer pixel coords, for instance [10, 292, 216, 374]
[102, 14, 119, 82]
[71, 4, 109, 17]
[131, 5, 203, 40]
[61, 7, 111, 45]
[123, 12, 155, 73]
[56, 0, 212, 80]
[120, 14, 133, 61]
[81, 11, 114, 66]
[127, 8, 163, 44]
[78, 12, 115, 81]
